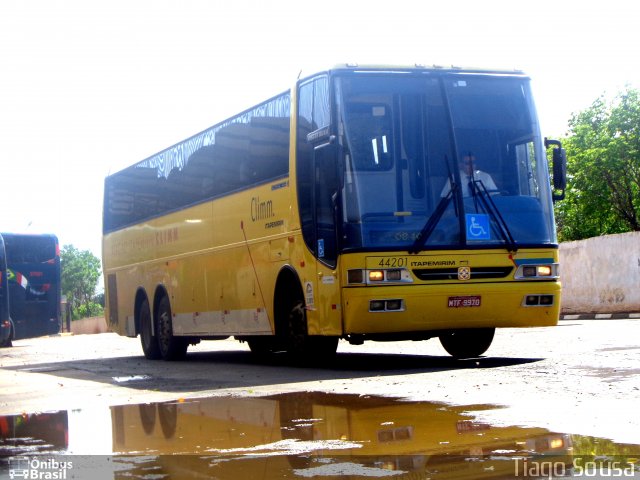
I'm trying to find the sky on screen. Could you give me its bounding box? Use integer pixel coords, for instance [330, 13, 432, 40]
[1, 0, 638, 260]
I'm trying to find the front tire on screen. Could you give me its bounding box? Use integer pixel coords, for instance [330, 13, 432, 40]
[439, 328, 495, 358]
[155, 296, 188, 361]
[285, 299, 338, 364]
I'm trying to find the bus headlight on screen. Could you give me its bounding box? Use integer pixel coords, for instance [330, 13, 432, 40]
[347, 269, 413, 285]
[386, 269, 402, 281]
[516, 264, 558, 280]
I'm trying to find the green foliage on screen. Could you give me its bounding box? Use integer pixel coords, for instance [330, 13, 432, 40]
[60, 245, 102, 320]
[73, 302, 104, 321]
[557, 87, 640, 241]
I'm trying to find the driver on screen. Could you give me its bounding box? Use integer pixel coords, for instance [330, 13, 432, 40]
[441, 154, 497, 197]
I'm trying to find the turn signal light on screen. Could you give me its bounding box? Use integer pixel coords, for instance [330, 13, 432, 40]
[369, 270, 384, 282]
[347, 269, 364, 284]
[549, 438, 565, 449]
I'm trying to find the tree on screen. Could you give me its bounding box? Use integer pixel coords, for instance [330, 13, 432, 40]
[60, 245, 102, 319]
[556, 87, 640, 241]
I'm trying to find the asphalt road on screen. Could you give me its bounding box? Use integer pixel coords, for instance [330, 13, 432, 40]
[1, 318, 639, 446]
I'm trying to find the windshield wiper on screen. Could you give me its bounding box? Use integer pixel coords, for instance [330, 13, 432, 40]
[409, 183, 457, 254]
[469, 179, 518, 252]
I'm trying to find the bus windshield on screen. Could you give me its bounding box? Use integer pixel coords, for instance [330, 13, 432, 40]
[337, 73, 556, 251]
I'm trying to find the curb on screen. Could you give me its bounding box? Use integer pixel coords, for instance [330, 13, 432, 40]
[560, 312, 640, 320]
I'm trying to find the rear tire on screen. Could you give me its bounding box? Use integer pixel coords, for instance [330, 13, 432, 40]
[155, 296, 188, 361]
[439, 328, 495, 358]
[140, 299, 161, 360]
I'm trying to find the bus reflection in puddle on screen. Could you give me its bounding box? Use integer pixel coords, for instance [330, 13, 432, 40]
[110, 392, 573, 478]
[2, 393, 639, 478]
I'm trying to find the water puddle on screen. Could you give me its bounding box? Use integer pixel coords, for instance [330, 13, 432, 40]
[1, 392, 639, 478]
[111, 374, 152, 383]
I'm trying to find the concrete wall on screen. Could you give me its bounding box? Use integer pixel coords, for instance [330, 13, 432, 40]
[560, 231, 640, 314]
[70, 316, 108, 335]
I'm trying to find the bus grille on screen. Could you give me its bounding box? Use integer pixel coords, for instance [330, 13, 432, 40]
[412, 267, 514, 281]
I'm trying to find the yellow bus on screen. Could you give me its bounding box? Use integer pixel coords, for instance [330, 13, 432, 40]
[102, 64, 566, 361]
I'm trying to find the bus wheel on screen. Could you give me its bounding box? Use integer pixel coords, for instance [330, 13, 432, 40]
[158, 402, 178, 439]
[247, 337, 277, 357]
[155, 296, 188, 361]
[286, 299, 338, 363]
[439, 328, 495, 358]
[140, 299, 161, 360]
[139, 404, 157, 434]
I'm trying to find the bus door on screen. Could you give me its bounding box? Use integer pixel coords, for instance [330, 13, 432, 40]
[310, 140, 343, 335]
[297, 74, 342, 335]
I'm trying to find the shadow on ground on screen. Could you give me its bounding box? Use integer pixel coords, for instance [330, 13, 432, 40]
[2, 347, 543, 393]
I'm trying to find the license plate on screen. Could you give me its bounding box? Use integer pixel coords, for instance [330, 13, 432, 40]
[448, 296, 481, 308]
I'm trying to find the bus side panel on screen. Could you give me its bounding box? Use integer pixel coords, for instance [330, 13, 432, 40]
[103, 178, 345, 340]
[103, 202, 214, 337]
[206, 183, 292, 336]
[303, 257, 344, 337]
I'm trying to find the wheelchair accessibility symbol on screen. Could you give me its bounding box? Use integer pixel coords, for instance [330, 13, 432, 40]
[465, 214, 490, 240]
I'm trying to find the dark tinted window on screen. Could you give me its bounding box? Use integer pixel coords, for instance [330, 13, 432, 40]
[1, 234, 58, 263]
[296, 75, 331, 255]
[104, 93, 291, 233]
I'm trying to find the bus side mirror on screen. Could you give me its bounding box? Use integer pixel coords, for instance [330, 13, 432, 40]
[545, 138, 567, 201]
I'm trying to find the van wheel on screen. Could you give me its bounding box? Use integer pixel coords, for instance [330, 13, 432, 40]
[155, 296, 188, 361]
[140, 299, 161, 359]
[439, 328, 495, 358]
[0, 332, 12, 348]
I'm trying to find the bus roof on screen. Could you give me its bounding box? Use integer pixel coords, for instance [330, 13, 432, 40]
[302, 63, 527, 79]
